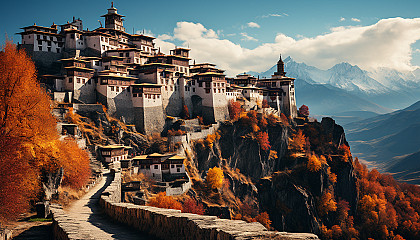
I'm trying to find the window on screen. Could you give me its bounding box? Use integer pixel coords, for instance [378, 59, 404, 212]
[69, 78, 73, 83]
[185, 86, 188, 91]
[110, 86, 114, 91]
[153, 95, 156, 99]
[126, 52, 129, 57]
[272, 82, 276, 87]
[192, 80, 195, 85]
[192, 88, 195, 92]
[206, 89, 210, 94]
[154, 165, 158, 169]
[77, 78, 81, 83]
[205, 82, 210, 88]
[221, 83, 224, 87]
[177, 168, 180, 172]
[171, 165, 174, 168]
[214, 88, 216, 93]
[38, 46, 42, 51]
[88, 79, 91, 85]
[71, 34, 74, 39]
[133, 93, 137, 97]
[165, 86, 168, 91]
[82, 79, 85, 84]
[170, 86, 173, 91]
[199, 82, 202, 87]
[213, 83, 216, 87]
[56, 48, 60, 53]
[119, 53, 123, 57]
[116, 87, 119, 92]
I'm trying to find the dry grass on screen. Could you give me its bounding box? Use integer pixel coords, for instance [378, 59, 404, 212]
[55, 186, 87, 208]
[122, 172, 146, 183]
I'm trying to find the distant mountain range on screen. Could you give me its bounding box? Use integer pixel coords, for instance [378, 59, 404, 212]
[345, 101, 420, 184]
[248, 57, 420, 125]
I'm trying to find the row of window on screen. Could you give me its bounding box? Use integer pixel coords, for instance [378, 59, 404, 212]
[68, 77, 91, 85]
[35, 35, 62, 42]
[133, 93, 160, 99]
[109, 86, 127, 92]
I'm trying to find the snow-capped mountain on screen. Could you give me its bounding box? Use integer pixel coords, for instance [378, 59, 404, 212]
[248, 57, 420, 111]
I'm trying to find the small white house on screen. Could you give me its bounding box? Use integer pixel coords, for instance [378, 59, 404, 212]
[133, 153, 186, 181]
[99, 145, 131, 163]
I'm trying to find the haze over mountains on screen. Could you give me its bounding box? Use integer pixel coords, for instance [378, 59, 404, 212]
[248, 57, 420, 124]
[249, 57, 420, 183]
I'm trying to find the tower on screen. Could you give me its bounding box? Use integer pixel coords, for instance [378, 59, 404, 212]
[274, 54, 286, 77]
[101, 2, 125, 31]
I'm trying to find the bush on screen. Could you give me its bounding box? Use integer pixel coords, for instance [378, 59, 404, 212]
[256, 132, 271, 151]
[148, 192, 182, 210]
[182, 197, 205, 215]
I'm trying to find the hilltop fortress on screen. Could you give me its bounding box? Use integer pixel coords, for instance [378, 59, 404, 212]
[18, 3, 297, 134]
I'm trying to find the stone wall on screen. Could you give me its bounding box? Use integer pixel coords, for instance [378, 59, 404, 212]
[99, 172, 319, 240]
[134, 106, 165, 135]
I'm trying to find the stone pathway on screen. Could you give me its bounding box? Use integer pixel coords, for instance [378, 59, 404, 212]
[66, 171, 156, 240]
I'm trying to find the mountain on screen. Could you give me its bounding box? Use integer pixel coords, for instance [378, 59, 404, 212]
[344, 101, 420, 183]
[248, 57, 420, 111]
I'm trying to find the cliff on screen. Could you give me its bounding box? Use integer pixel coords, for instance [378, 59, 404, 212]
[187, 116, 358, 236]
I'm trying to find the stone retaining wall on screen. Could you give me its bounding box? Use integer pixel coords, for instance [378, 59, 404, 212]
[99, 172, 319, 240]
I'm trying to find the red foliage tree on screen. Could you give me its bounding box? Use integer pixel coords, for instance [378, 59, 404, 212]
[228, 100, 242, 120]
[256, 132, 271, 151]
[298, 104, 310, 117]
[255, 212, 272, 229]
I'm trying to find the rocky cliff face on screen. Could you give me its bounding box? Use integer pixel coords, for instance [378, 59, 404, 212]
[189, 117, 358, 235]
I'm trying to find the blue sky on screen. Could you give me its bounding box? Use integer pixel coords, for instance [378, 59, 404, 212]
[2, 0, 420, 75]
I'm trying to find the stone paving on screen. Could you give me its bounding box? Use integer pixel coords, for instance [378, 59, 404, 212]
[65, 171, 156, 240]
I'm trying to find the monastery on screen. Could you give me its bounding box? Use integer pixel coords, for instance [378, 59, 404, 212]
[18, 3, 297, 134]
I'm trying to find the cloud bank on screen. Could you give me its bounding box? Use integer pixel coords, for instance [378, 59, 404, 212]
[157, 18, 420, 76]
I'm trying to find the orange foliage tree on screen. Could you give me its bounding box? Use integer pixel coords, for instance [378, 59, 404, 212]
[289, 129, 306, 152]
[307, 155, 322, 172]
[255, 212, 272, 229]
[0, 42, 58, 221]
[298, 104, 310, 117]
[58, 139, 91, 188]
[148, 192, 182, 210]
[228, 100, 242, 120]
[182, 197, 205, 215]
[0, 42, 90, 222]
[256, 131, 271, 151]
[206, 167, 224, 189]
[318, 191, 337, 216]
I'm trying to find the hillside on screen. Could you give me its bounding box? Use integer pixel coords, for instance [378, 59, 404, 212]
[345, 101, 420, 183]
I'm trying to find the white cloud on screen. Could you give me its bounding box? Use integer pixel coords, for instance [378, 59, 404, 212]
[247, 22, 260, 28]
[414, 49, 420, 53]
[351, 18, 361, 22]
[156, 18, 420, 76]
[240, 32, 258, 41]
[158, 34, 173, 41]
[261, 13, 287, 18]
[340, 17, 346, 22]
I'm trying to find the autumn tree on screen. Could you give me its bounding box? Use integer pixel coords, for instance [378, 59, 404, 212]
[280, 113, 289, 126]
[307, 155, 322, 172]
[228, 100, 242, 120]
[298, 104, 310, 117]
[148, 192, 182, 210]
[255, 212, 272, 229]
[182, 197, 205, 215]
[0, 42, 59, 221]
[318, 191, 337, 216]
[0, 42, 91, 222]
[289, 129, 306, 152]
[58, 139, 91, 188]
[256, 131, 271, 151]
[206, 167, 224, 189]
